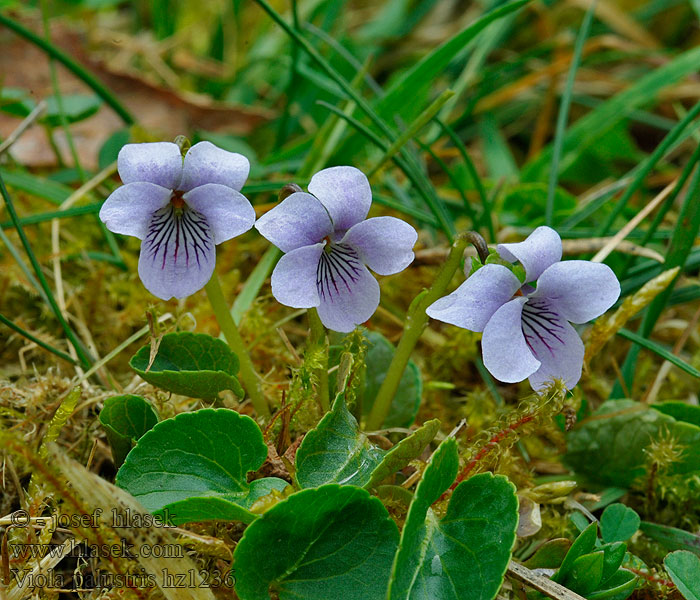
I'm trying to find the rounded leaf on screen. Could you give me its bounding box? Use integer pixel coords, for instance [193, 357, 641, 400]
[116, 408, 270, 523]
[130, 332, 243, 399]
[99, 395, 159, 467]
[234, 485, 399, 600]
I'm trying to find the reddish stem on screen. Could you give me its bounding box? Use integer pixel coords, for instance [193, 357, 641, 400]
[438, 414, 536, 502]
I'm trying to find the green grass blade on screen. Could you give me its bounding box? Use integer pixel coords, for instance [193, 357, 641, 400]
[546, 0, 596, 226]
[0, 202, 102, 229]
[230, 245, 281, 326]
[0, 311, 78, 365]
[523, 45, 700, 182]
[417, 140, 477, 229]
[617, 329, 700, 379]
[253, 0, 455, 238]
[612, 159, 700, 396]
[0, 171, 92, 368]
[368, 89, 455, 178]
[317, 100, 455, 236]
[598, 100, 700, 236]
[439, 121, 493, 240]
[375, 0, 530, 124]
[0, 169, 74, 205]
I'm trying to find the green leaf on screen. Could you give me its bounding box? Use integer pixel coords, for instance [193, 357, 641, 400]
[565, 400, 700, 488]
[42, 94, 102, 127]
[640, 521, 700, 556]
[375, 0, 529, 124]
[388, 438, 519, 600]
[523, 539, 571, 569]
[156, 478, 289, 525]
[233, 485, 399, 600]
[364, 419, 440, 490]
[295, 393, 385, 488]
[116, 408, 285, 525]
[362, 330, 422, 428]
[588, 569, 637, 600]
[98, 129, 130, 170]
[652, 401, 700, 428]
[130, 331, 243, 399]
[552, 522, 598, 584]
[0, 87, 36, 117]
[601, 504, 641, 543]
[664, 551, 700, 600]
[601, 543, 628, 584]
[99, 395, 159, 467]
[564, 552, 604, 596]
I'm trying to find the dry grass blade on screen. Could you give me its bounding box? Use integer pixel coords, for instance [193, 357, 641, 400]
[507, 561, 587, 600]
[2, 436, 217, 600]
[591, 179, 676, 263]
[584, 266, 681, 362]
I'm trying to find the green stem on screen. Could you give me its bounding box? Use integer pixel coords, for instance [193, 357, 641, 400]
[365, 233, 472, 430]
[307, 307, 330, 413]
[205, 274, 270, 419]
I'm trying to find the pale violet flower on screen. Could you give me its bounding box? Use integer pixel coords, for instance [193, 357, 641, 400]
[426, 226, 620, 390]
[100, 141, 255, 300]
[255, 166, 418, 332]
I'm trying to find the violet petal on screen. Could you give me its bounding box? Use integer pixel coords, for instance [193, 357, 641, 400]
[530, 260, 620, 324]
[99, 182, 171, 240]
[521, 299, 585, 390]
[255, 192, 333, 253]
[138, 205, 215, 299]
[482, 297, 541, 382]
[180, 141, 250, 192]
[183, 183, 255, 244]
[497, 226, 562, 282]
[426, 264, 521, 332]
[308, 166, 371, 232]
[316, 245, 380, 332]
[270, 243, 324, 309]
[341, 216, 417, 275]
[118, 142, 183, 189]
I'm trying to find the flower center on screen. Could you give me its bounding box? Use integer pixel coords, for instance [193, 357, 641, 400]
[170, 190, 186, 210]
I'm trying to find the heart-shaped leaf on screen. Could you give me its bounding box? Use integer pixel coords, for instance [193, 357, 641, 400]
[664, 551, 700, 600]
[116, 408, 287, 524]
[600, 503, 640, 543]
[388, 438, 519, 600]
[566, 400, 700, 487]
[99, 395, 159, 467]
[233, 484, 399, 600]
[130, 331, 243, 399]
[295, 393, 385, 488]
